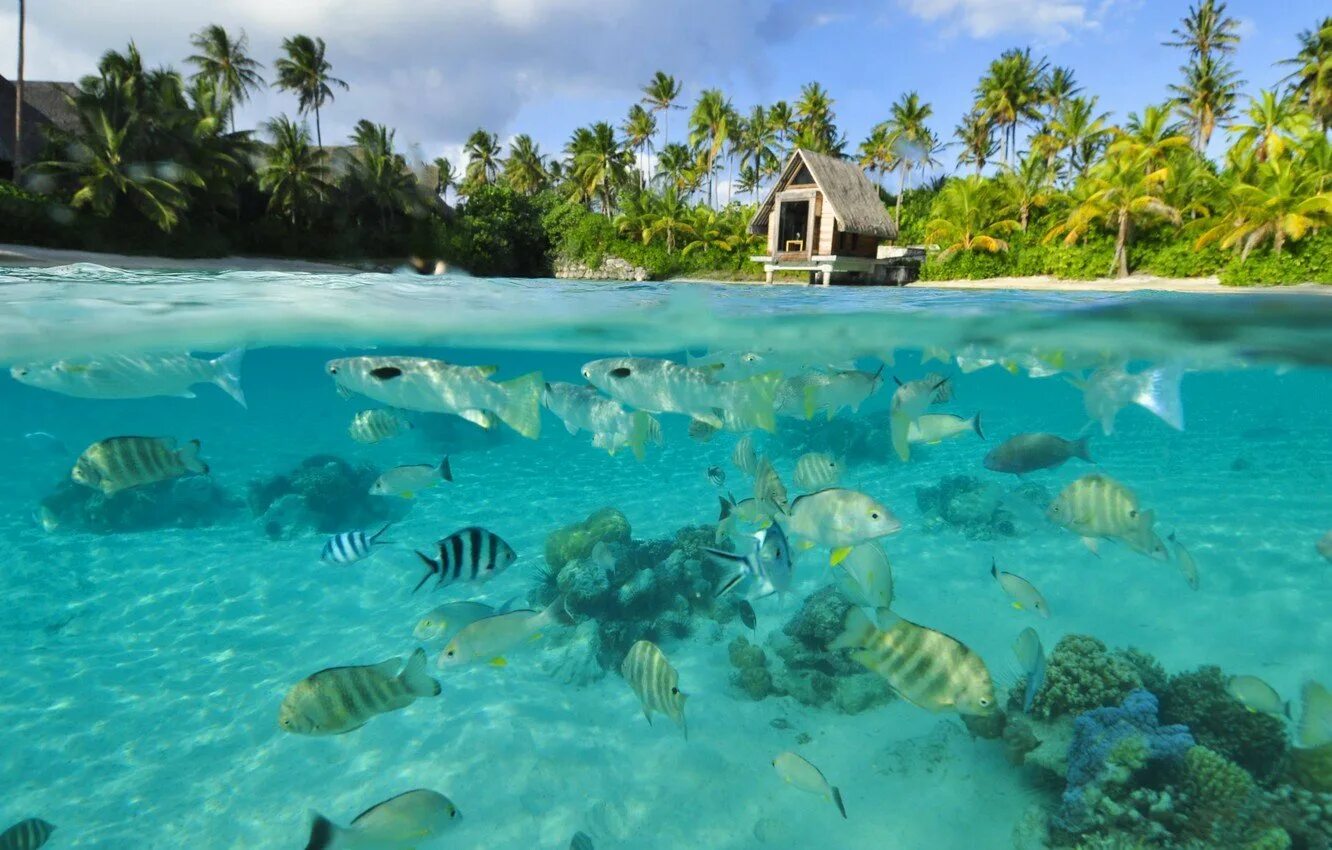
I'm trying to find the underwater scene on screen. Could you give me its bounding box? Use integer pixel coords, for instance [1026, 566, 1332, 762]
[3, 266, 1332, 850]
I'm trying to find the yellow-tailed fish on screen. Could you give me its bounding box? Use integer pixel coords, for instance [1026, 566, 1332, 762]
[771, 752, 846, 818]
[438, 599, 564, 667]
[543, 381, 660, 460]
[801, 367, 882, 421]
[731, 434, 758, 476]
[581, 357, 780, 433]
[304, 789, 460, 850]
[370, 457, 452, 499]
[1299, 681, 1332, 748]
[71, 436, 208, 495]
[907, 413, 983, 445]
[990, 560, 1049, 618]
[983, 432, 1092, 474]
[833, 542, 893, 622]
[621, 640, 687, 738]
[1169, 533, 1200, 589]
[11, 349, 245, 406]
[1013, 627, 1045, 714]
[831, 607, 996, 716]
[793, 452, 842, 490]
[1225, 675, 1290, 718]
[753, 456, 789, 515]
[349, 408, 413, 443]
[0, 819, 54, 850]
[413, 601, 497, 641]
[278, 648, 440, 735]
[889, 375, 949, 461]
[781, 488, 901, 565]
[326, 355, 543, 439]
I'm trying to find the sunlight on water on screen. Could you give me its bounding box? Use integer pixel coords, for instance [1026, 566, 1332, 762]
[2, 266, 1331, 850]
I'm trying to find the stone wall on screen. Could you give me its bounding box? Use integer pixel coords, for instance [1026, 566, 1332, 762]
[553, 255, 650, 281]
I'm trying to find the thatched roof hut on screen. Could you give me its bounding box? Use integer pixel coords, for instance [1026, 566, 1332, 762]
[0, 75, 79, 175]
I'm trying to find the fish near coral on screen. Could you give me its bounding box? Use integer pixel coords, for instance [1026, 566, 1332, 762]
[621, 640, 688, 738]
[71, 436, 208, 495]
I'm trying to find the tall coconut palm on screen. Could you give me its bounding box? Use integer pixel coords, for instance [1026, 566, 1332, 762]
[793, 82, 842, 154]
[883, 91, 934, 227]
[924, 177, 1019, 258]
[13, 0, 24, 180]
[1230, 90, 1312, 163]
[258, 115, 330, 227]
[1045, 96, 1112, 180]
[462, 129, 501, 191]
[503, 134, 548, 195]
[622, 104, 657, 188]
[643, 186, 694, 254]
[641, 71, 683, 150]
[653, 142, 695, 196]
[768, 100, 794, 150]
[858, 124, 895, 188]
[975, 48, 1049, 165]
[345, 119, 416, 233]
[1170, 53, 1242, 153]
[738, 105, 778, 198]
[1281, 16, 1332, 133]
[432, 156, 455, 203]
[569, 121, 631, 218]
[272, 35, 347, 149]
[1164, 0, 1241, 58]
[688, 88, 735, 207]
[1042, 66, 1081, 116]
[1197, 156, 1332, 257]
[953, 110, 997, 176]
[187, 25, 265, 130]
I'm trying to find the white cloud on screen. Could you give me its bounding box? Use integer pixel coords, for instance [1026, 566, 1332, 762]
[898, 0, 1104, 42]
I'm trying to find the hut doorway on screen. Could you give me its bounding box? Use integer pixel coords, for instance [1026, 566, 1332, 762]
[777, 200, 810, 255]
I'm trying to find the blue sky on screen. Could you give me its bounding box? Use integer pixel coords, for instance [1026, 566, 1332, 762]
[0, 0, 1325, 179]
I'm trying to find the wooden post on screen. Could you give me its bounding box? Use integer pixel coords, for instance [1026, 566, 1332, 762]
[14, 0, 25, 181]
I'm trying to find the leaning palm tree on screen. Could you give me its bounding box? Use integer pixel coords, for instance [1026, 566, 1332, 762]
[187, 25, 265, 130]
[924, 177, 1019, 259]
[1163, 0, 1241, 58]
[272, 35, 347, 148]
[975, 48, 1049, 166]
[953, 110, 997, 176]
[622, 104, 657, 188]
[641, 71, 683, 150]
[462, 128, 502, 191]
[432, 156, 455, 203]
[1170, 53, 1242, 153]
[1280, 16, 1332, 133]
[503, 134, 548, 195]
[1230, 90, 1314, 163]
[258, 115, 331, 227]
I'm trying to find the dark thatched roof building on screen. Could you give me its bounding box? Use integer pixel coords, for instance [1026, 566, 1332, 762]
[749, 148, 911, 285]
[0, 75, 79, 178]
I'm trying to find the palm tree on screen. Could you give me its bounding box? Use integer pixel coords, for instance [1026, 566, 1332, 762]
[768, 100, 794, 148]
[975, 48, 1049, 165]
[793, 82, 842, 154]
[432, 156, 455, 203]
[683, 206, 745, 255]
[622, 104, 656, 188]
[1170, 53, 1242, 153]
[858, 124, 895, 188]
[272, 35, 347, 148]
[996, 154, 1053, 231]
[883, 91, 934, 227]
[503, 134, 548, 195]
[1043, 66, 1081, 116]
[1046, 146, 1180, 277]
[462, 129, 501, 190]
[1197, 156, 1332, 257]
[1164, 0, 1241, 58]
[688, 89, 735, 207]
[953, 110, 997, 176]
[1231, 90, 1313, 163]
[924, 177, 1019, 258]
[1123, 104, 1192, 166]
[643, 187, 694, 253]
[187, 25, 265, 130]
[345, 119, 416, 232]
[1281, 16, 1332, 133]
[13, 0, 24, 180]
[653, 142, 695, 196]
[1045, 96, 1112, 180]
[258, 115, 330, 227]
[641, 71, 683, 149]
[738, 105, 778, 198]
[569, 121, 631, 218]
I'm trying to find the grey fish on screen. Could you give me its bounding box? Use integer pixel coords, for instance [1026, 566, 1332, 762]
[737, 600, 757, 631]
[0, 819, 54, 850]
[984, 433, 1092, 475]
[305, 789, 460, 850]
[1013, 627, 1045, 714]
[705, 523, 793, 600]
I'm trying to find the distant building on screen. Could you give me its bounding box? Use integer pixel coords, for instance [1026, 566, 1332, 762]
[749, 148, 913, 285]
[0, 75, 79, 180]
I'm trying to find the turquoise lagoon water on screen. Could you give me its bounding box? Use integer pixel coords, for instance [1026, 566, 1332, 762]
[2, 265, 1331, 849]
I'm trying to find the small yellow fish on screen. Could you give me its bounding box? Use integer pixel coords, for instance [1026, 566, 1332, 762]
[793, 452, 842, 490]
[1225, 675, 1289, 718]
[990, 560, 1050, 618]
[621, 640, 687, 738]
[438, 600, 562, 666]
[772, 752, 846, 818]
[370, 457, 452, 499]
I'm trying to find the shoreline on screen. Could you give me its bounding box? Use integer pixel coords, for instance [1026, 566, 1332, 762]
[0, 243, 360, 274]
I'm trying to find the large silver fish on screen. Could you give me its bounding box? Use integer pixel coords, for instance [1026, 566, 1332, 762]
[11, 350, 245, 406]
[581, 357, 780, 432]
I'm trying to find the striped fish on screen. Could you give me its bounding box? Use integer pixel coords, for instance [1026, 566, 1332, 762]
[1046, 473, 1149, 548]
[278, 648, 441, 735]
[731, 434, 757, 476]
[620, 640, 688, 738]
[413, 527, 517, 593]
[321, 523, 393, 565]
[831, 607, 996, 716]
[349, 408, 413, 443]
[706, 466, 725, 487]
[71, 436, 208, 495]
[689, 419, 719, 443]
[0, 819, 54, 850]
[793, 452, 842, 490]
[753, 456, 788, 514]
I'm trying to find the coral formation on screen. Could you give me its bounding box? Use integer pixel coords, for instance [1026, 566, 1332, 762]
[1158, 665, 1289, 783]
[544, 507, 632, 571]
[915, 475, 1050, 540]
[40, 476, 237, 534]
[1259, 784, 1332, 849]
[1291, 743, 1332, 793]
[248, 454, 396, 536]
[1176, 745, 1256, 842]
[1030, 635, 1145, 721]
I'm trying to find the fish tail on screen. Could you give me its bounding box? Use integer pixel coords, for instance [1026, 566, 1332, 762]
[439, 456, 454, 482]
[718, 494, 735, 522]
[737, 371, 782, 432]
[370, 522, 394, 545]
[400, 647, 442, 697]
[627, 411, 653, 462]
[830, 606, 877, 651]
[211, 348, 247, 408]
[990, 559, 1000, 581]
[971, 412, 985, 440]
[1134, 366, 1185, 431]
[303, 813, 342, 850]
[412, 551, 440, 593]
[1073, 434, 1094, 463]
[832, 786, 848, 819]
[802, 384, 820, 420]
[178, 439, 209, 475]
[496, 371, 544, 439]
[889, 411, 912, 462]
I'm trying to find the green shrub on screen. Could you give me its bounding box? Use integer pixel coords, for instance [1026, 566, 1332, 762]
[436, 185, 551, 277]
[1218, 232, 1332, 286]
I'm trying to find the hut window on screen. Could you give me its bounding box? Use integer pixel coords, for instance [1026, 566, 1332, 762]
[790, 164, 814, 186]
[778, 200, 809, 252]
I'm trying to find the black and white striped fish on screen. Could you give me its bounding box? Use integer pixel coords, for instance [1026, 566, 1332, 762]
[413, 527, 517, 593]
[706, 466, 725, 487]
[321, 523, 393, 565]
[0, 818, 55, 850]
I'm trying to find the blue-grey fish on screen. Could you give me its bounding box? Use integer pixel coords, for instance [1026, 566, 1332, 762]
[570, 831, 595, 850]
[321, 523, 393, 565]
[1073, 364, 1184, 435]
[1013, 627, 1045, 714]
[0, 819, 54, 850]
[304, 789, 460, 850]
[414, 527, 517, 593]
[704, 523, 793, 600]
[772, 752, 847, 818]
[11, 349, 245, 406]
[737, 600, 757, 631]
[370, 457, 452, 499]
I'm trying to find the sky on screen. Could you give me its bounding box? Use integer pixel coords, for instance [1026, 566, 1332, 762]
[0, 0, 1326, 179]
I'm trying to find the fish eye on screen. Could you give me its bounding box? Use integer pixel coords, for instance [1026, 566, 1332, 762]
[979, 697, 992, 707]
[450, 809, 457, 818]
[671, 687, 679, 695]
[1129, 509, 1138, 519]
[447, 650, 455, 657]
[870, 512, 880, 520]
[327, 365, 338, 374]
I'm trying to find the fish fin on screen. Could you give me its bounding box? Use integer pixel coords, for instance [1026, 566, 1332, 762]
[211, 348, 247, 408]
[412, 551, 440, 593]
[972, 412, 984, 440]
[627, 412, 653, 462]
[829, 547, 852, 566]
[477, 365, 499, 377]
[1013, 602, 1023, 610]
[1073, 434, 1094, 463]
[400, 491, 414, 500]
[178, 439, 209, 475]
[563, 419, 580, 435]
[872, 607, 894, 629]
[496, 371, 544, 439]
[797, 540, 816, 551]
[304, 813, 340, 850]
[643, 707, 653, 726]
[370, 522, 394, 544]
[1080, 537, 1101, 557]
[489, 657, 508, 667]
[175, 390, 198, 399]
[990, 559, 1000, 581]
[889, 412, 911, 462]
[1299, 681, 1332, 747]
[439, 456, 453, 482]
[400, 648, 442, 697]
[1135, 366, 1185, 431]
[831, 786, 847, 819]
[830, 606, 877, 651]
[335, 384, 352, 400]
[458, 408, 495, 429]
[718, 495, 734, 522]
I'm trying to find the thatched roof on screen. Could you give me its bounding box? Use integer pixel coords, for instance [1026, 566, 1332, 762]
[749, 148, 897, 240]
[0, 75, 79, 163]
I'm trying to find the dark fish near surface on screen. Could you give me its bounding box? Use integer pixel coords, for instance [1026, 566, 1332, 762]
[71, 436, 208, 494]
[0, 819, 54, 850]
[984, 432, 1092, 475]
[322, 523, 393, 565]
[414, 527, 517, 592]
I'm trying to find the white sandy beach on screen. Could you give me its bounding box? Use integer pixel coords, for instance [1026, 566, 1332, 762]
[0, 243, 358, 274]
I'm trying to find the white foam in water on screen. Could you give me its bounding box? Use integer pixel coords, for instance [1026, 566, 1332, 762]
[1, 266, 1330, 849]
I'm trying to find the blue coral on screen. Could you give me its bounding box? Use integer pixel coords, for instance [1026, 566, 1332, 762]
[1057, 689, 1194, 831]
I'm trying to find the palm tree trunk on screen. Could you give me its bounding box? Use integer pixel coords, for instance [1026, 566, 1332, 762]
[315, 105, 323, 149]
[895, 164, 906, 231]
[13, 0, 25, 181]
[1115, 212, 1130, 278]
